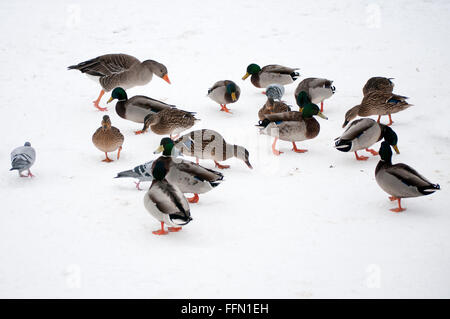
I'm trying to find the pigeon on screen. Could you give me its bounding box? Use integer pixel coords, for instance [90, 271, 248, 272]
[264, 84, 285, 101]
[10, 142, 36, 177]
[115, 161, 154, 190]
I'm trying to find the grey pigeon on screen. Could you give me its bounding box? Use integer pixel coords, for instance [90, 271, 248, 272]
[265, 84, 285, 101]
[115, 161, 154, 190]
[10, 142, 36, 177]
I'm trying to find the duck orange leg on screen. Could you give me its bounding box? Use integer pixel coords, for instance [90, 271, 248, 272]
[102, 152, 113, 162]
[354, 151, 368, 161]
[320, 101, 324, 113]
[187, 193, 199, 203]
[134, 181, 142, 190]
[220, 104, 233, 113]
[390, 198, 406, 213]
[117, 146, 122, 160]
[387, 114, 393, 126]
[93, 89, 107, 111]
[134, 129, 147, 135]
[214, 160, 230, 169]
[153, 222, 169, 235]
[292, 142, 308, 153]
[168, 226, 182, 232]
[377, 115, 381, 123]
[272, 137, 283, 156]
[365, 148, 379, 156]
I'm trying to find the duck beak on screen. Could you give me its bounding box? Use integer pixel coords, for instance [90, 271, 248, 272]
[163, 74, 171, 84]
[153, 145, 164, 154]
[317, 111, 328, 120]
[242, 72, 250, 80]
[393, 145, 400, 154]
[342, 120, 349, 128]
[299, 107, 304, 112]
[107, 97, 114, 104]
[231, 92, 237, 101]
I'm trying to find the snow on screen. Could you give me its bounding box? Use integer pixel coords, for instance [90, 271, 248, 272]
[1, 0, 450, 298]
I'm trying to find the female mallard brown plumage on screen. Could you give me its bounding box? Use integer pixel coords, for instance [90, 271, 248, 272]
[106, 87, 176, 133]
[242, 63, 299, 88]
[207, 80, 240, 113]
[258, 98, 291, 120]
[153, 138, 224, 203]
[144, 160, 192, 235]
[375, 141, 440, 212]
[68, 54, 171, 111]
[334, 118, 400, 161]
[92, 115, 124, 162]
[138, 108, 199, 138]
[257, 92, 327, 156]
[342, 90, 411, 127]
[363, 77, 394, 96]
[173, 129, 253, 169]
[294, 78, 335, 112]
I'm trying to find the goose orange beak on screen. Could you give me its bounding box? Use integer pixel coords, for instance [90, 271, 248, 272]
[163, 74, 171, 84]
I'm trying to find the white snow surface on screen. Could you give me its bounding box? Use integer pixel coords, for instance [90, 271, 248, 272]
[1, 0, 450, 298]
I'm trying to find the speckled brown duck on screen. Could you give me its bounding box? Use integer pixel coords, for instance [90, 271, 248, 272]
[92, 115, 124, 162]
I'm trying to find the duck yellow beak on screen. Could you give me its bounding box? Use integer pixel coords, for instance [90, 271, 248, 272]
[242, 72, 250, 80]
[163, 74, 171, 84]
[317, 111, 328, 120]
[393, 145, 400, 154]
[153, 145, 164, 154]
[299, 107, 304, 112]
[231, 92, 237, 101]
[107, 97, 114, 104]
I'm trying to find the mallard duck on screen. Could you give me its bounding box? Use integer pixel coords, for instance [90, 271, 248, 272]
[92, 115, 124, 162]
[144, 161, 192, 235]
[363, 77, 394, 96]
[334, 118, 400, 161]
[115, 160, 154, 190]
[68, 54, 171, 111]
[342, 91, 411, 127]
[10, 142, 36, 177]
[106, 87, 176, 133]
[256, 92, 327, 155]
[294, 78, 335, 112]
[207, 80, 240, 113]
[375, 141, 440, 212]
[173, 129, 253, 169]
[153, 138, 224, 203]
[258, 98, 291, 120]
[138, 108, 199, 138]
[263, 84, 285, 100]
[242, 63, 299, 88]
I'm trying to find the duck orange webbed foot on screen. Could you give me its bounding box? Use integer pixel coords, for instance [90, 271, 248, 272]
[93, 102, 108, 112]
[390, 198, 405, 213]
[187, 193, 199, 203]
[354, 152, 369, 161]
[220, 104, 233, 114]
[102, 154, 113, 163]
[168, 227, 182, 232]
[292, 142, 308, 153]
[214, 161, 230, 169]
[134, 130, 146, 135]
[153, 222, 169, 235]
[366, 148, 379, 156]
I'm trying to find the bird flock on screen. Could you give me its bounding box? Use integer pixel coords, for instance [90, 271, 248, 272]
[9, 53, 440, 236]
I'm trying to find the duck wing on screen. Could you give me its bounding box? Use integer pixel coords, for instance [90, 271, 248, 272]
[339, 118, 377, 141]
[149, 180, 191, 220]
[262, 64, 299, 74]
[68, 53, 140, 77]
[174, 160, 224, 183]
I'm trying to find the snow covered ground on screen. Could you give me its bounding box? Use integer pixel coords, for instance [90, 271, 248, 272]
[1, 0, 449, 298]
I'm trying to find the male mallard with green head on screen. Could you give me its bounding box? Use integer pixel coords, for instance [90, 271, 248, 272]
[153, 138, 224, 203]
[207, 80, 240, 113]
[257, 91, 328, 155]
[335, 118, 400, 161]
[343, 91, 411, 127]
[92, 115, 124, 162]
[242, 63, 299, 88]
[294, 78, 335, 112]
[144, 161, 192, 235]
[106, 87, 176, 133]
[375, 141, 440, 212]
[68, 53, 171, 111]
